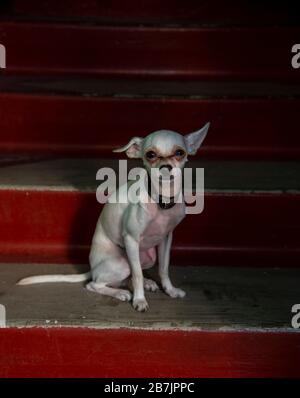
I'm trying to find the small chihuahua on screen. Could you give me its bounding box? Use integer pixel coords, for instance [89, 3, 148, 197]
[18, 123, 210, 311]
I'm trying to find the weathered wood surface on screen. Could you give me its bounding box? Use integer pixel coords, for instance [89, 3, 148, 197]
[0, 263, 298, 329]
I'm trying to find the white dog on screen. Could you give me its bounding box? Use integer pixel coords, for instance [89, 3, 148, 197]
[18, 123, 210, 312]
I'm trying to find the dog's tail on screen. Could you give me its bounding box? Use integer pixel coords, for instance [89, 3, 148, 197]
[17, 271, 91, 286]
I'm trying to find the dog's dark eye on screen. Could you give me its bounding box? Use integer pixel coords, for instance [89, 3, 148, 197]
[175, 149, 185, 157]
[146, 151, 157, 160]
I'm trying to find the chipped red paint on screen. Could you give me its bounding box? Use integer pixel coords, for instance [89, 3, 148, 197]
[0, 328, 299, 378]
[0, 94, 299, 160]
[0, 189, 299, 266]
[0, 22, 300, 81]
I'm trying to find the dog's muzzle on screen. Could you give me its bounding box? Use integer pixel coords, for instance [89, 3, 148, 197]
[147, 166, 183, 210]
[159, 165, 173, 173]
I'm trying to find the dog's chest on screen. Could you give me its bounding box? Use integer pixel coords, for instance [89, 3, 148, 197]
[139, 204, 185, 248]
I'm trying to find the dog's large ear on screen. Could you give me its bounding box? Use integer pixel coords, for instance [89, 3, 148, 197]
[113, 137, 143, 158]
[184, 122, 210, 155]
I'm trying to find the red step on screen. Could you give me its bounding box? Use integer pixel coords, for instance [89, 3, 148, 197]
[0, 159, 299, 267]
[0, 328, 299, 377]
[0, 93, 299, 160]
[0, 22, 299, 80]
[1, 189, 299, 267]
[10, 0, 300, 26]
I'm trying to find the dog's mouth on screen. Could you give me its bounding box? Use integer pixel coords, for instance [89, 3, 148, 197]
[146, 167, 183, 204]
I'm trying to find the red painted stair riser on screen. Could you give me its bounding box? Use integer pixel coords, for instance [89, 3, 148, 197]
[11, 0, 299, 26]
[0, 94, 299, 159]
[0, 23, 299, 80]
[0, 189, 299, 266]
[0, 328, 299, 378]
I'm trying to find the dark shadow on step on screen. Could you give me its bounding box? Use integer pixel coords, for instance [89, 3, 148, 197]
[66, 158, 142, 270]
[67, 192, 98, 270]
[0, 0, 12, 14]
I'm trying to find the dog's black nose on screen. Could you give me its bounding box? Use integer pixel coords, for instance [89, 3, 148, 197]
[159, 165, 172, 172]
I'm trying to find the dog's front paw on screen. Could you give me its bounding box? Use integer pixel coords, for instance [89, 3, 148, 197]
[144, 278, 159, 292]
[115, 290, 132, 302]
[133, 298, 149, 312]
[165, 287, 186, 298]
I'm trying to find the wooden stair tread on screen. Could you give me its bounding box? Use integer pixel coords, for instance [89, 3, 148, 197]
[1, 263, 298, 330]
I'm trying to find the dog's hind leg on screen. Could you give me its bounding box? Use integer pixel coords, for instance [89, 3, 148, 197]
[86, 282, 132, 301]
[87, 256, 132, 302]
